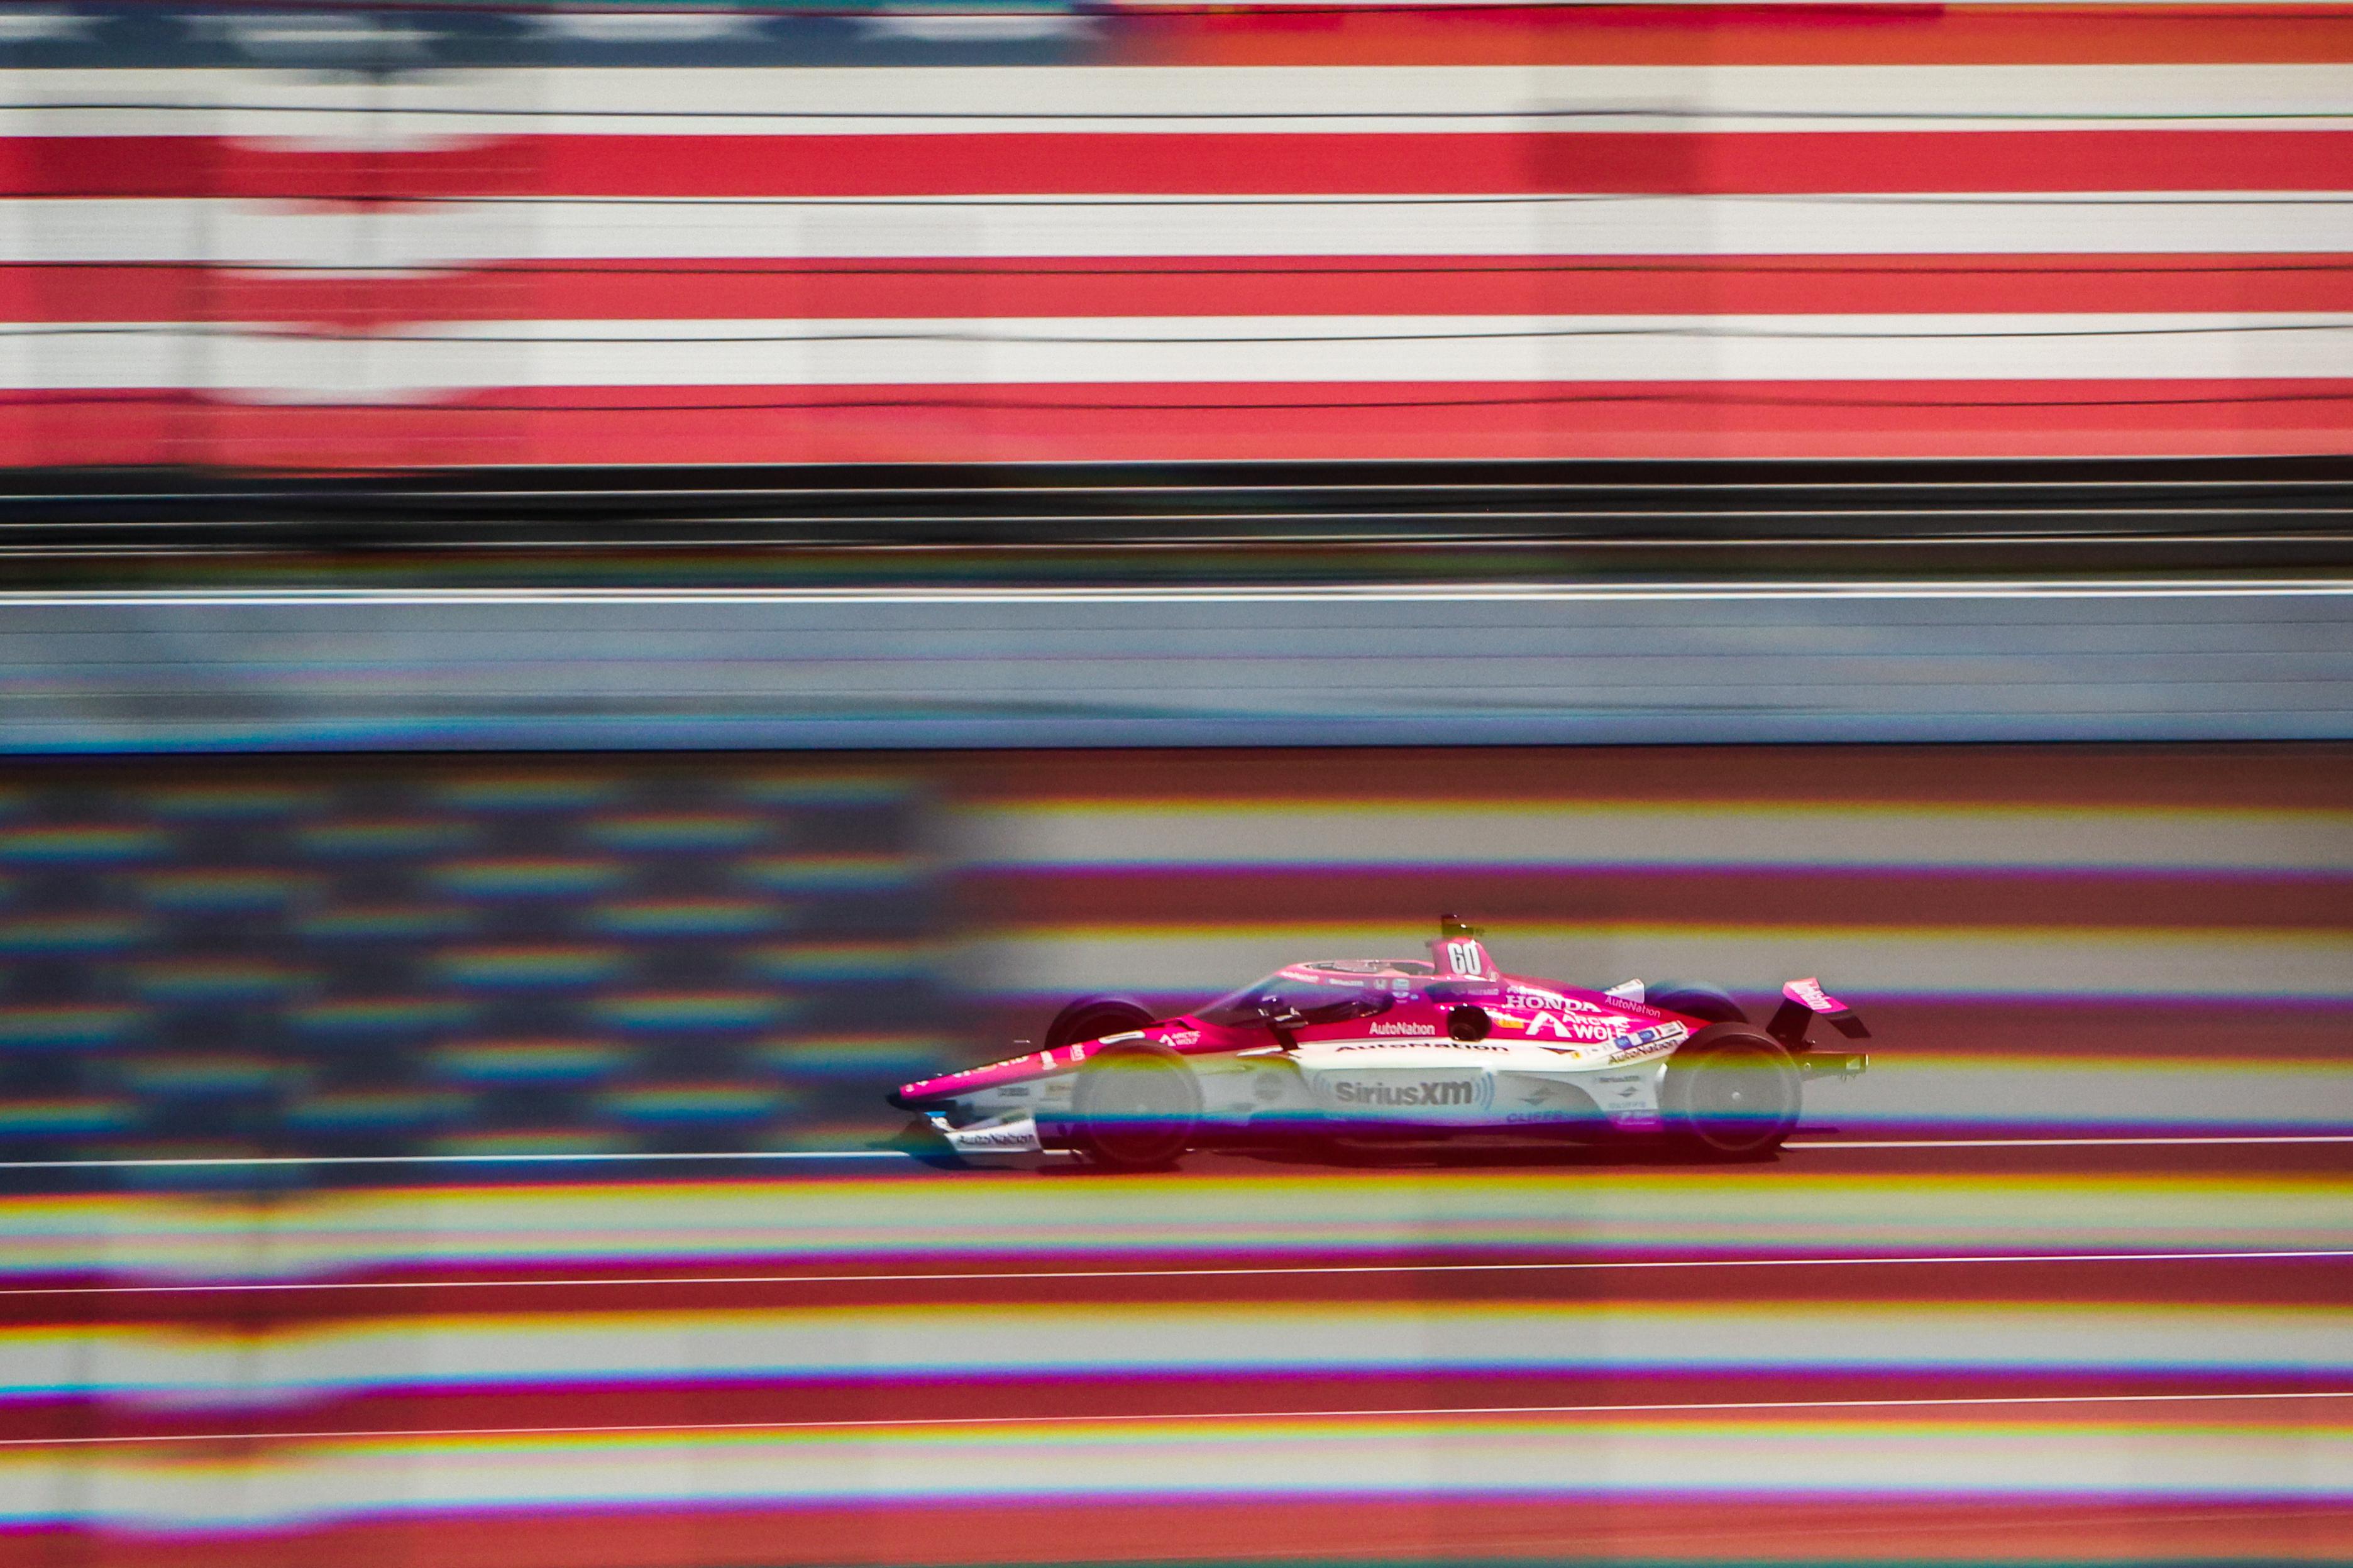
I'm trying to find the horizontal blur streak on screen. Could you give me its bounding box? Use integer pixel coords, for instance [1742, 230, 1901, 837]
[0, 1415, 2345, 1527]
[8, 1300, 2352, 1400]
[959, 923, 2353, 1000]
[0, 742, 2342, 1561]
[9, 597, 2353, 750]
[956, 800, 2353, 872]
[0, 1170, 2344, 1283]
[0, 1160, 2342, 1556]
[3, 1498, 2347, 1568]
[961, 869, 2353, 935]
[13, 259, 2353, 327]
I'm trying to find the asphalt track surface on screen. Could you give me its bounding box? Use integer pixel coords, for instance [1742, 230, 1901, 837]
[6, 1131, 2349, 1564]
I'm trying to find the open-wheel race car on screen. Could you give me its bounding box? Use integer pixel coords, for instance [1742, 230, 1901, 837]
[892, 917, 1870, 1170]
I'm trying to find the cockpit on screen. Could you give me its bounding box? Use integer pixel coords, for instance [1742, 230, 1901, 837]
[1196, 970, 1401, 1028]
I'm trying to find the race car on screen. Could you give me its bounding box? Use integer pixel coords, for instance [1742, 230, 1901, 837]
[891, 916, 1868, 1170]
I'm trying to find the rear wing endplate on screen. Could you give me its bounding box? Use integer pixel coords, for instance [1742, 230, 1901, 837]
[1767, 977, 1871, 1049]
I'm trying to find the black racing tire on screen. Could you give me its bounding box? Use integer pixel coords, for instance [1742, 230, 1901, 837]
[1042, 994, 1157, 1055]
[1068, 1040, 1201, 1171]
[1660, 1024, 1802, 1159]
[1648, 981, 1750, 1026]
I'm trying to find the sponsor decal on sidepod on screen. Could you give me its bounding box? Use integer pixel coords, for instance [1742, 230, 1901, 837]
[947, 1122, 1044, 1153]
[1509, 991, 1603, 1013]
[1334, 1079, 1483, 1108]
[1606, 1022, 1689, 1062]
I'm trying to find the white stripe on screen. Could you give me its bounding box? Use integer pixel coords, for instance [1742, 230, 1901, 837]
[0, 12, 84, 43]
[12, 1427, 2348, 1528]
[6, 313, 2351, 393]
[958, 799, 2353, 874]
[8, 194, 2352, 265]
[531, 13, 768, 43]
[13, 1303, 2347, 1398]
[13, 63, 2353, 135]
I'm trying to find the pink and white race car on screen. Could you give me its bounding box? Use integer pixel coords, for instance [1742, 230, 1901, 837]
[892, 917, 1869, 1170]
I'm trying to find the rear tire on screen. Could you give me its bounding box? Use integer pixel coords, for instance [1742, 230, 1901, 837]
[1648, 982, 1750, 1026]
[1068, 1041, 1200, 1171]
[1042, 994, 1155, 1054]
[1660, 1025, 1801, 1158]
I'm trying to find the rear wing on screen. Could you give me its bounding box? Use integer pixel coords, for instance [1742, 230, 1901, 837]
[1767, 977, 1871, 1049]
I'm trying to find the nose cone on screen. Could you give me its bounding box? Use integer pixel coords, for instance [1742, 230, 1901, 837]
[889, 1077, 947, 1110]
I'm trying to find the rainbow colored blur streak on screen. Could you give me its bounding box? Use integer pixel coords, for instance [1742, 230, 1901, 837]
[0, 743, 2344, 1562]
[0, 1163, 2347, 1564]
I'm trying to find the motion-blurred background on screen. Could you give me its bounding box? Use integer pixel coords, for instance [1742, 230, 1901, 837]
[6, 0, 2353, 465]
[0, 1, 2349, 1564]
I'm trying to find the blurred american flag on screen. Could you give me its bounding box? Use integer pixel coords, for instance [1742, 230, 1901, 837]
[4, 1, 2351, 468]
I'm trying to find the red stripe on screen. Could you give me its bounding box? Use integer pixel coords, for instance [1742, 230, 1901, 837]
[954, 746, 2353, 814]
[10, 131, 2352, 199]
[12, 380, 2348, 466]
[8, 257, 2350, 327]
[36, 1497, 2353, 1567]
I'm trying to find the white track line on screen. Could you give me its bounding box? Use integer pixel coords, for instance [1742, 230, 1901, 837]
[10, 1388, 2349, 1450]
[9, 1248, 2350, 1298]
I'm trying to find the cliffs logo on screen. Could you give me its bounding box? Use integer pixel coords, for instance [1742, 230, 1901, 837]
[1333, 1078, 1483, 1108]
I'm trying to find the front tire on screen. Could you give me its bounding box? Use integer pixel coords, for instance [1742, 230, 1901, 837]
[1660, 1025, 1801, 1158]
[1043, 993, 1156, 1054]
[1067, 1041, 1201, 1171]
